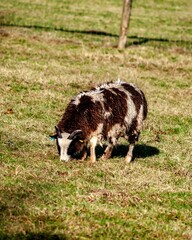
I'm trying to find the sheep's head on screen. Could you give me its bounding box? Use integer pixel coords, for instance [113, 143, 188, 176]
[50, 127, 85, 161]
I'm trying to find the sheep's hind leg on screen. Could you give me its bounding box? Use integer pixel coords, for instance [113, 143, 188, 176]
[125, 142, 135, 163]
[125, 133, 139, 163]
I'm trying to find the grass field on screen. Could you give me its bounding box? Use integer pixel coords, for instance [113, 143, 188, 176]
[0, 0, 192, 239]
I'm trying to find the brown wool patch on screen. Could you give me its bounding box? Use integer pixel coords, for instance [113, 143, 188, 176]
[58, 95, 103, 137]
[102, 88, 128, 137]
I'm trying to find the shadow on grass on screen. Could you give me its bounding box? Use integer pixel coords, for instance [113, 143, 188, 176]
[2, 23, 191, 47]
[0, 189, 68, 239]
[96, 144, 160, 161]
[0, 232, 67, 240]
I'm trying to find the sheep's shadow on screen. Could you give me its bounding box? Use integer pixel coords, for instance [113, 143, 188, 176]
[95, 144, 159, 161]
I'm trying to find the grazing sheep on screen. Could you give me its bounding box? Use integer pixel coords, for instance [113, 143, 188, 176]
[51, 80, 147, 163]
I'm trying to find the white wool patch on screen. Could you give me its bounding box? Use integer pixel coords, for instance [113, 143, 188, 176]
[125, 94, 137, 126]
[107, 123, 127, 144]
[90, 136, 98, 147]
[136, 104, 144, 132]
[73, 79, 130, 105]
[58, 132, 72, 161]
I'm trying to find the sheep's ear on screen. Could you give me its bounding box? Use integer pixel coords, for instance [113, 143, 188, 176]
[55, 126, 62, 138]
[68, 130, 83, 140]
[50, 134, 57, 140]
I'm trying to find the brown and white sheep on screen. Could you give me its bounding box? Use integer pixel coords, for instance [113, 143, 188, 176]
[51, 80, 147, 163]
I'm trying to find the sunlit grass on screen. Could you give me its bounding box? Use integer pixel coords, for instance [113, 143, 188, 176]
[0, 0, 192, 239]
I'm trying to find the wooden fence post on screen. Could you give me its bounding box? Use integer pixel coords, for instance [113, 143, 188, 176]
[118, 0, 133, 49]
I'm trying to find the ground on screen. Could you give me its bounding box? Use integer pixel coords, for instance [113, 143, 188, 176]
[0, 0, 192, 239]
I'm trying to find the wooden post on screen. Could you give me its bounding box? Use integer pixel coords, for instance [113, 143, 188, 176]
[118, 0, 133, 49]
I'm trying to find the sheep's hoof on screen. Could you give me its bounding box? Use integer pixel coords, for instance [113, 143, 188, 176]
[125, 155, 132, 163]
[101, 155, 108, 160]
[101, 151, 112, 160]
[90, 158, 96, 164]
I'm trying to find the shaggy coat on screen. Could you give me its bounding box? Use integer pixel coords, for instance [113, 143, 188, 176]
[51, 80, 147, 163]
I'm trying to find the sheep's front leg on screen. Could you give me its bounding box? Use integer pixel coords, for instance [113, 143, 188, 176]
[80, 146, 87, 161]
[90, 136, 97, 163]
[101, 144, 114, 160]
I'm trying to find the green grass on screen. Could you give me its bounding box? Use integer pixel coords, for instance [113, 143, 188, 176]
[0, 0, 192, 239]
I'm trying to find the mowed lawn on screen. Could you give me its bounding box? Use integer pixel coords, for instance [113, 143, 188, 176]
[0, 0, 192, 239]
